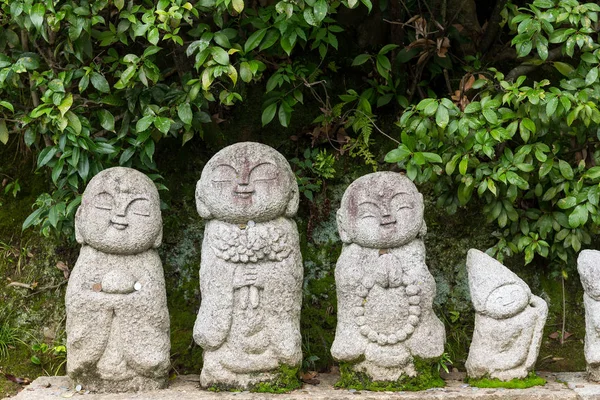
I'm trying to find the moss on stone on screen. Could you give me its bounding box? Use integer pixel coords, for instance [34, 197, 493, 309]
[465, 372, 546, 389]
[335, 357, 445, 391]
[252, 365, 302, 393]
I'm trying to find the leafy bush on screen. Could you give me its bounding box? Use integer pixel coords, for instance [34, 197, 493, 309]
[0, 0, 598, 273]
[385, 0, 600, 269]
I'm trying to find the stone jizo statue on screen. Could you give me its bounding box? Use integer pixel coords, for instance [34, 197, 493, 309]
[331, 171, 445, 381]
[66, 167, 170, 392]
[465, 249, 547, 381]
[194, 142, 302, 389]
[578, 249, 600, 382]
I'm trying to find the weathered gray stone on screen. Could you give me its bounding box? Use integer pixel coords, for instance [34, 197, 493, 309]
[11, 372, 583, 400]
[66, 167, 170, 393]
[331, 171, 445, 381]
[577, 249, 600, 382]
[194, 142, 302, 389]
[465, 249, 547, 381]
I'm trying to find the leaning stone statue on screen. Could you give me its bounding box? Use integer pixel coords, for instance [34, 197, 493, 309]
[465, 249, 547, 381]
[331, 171, 445, 381]
[578, 249, 600, 382]
[194, 142, 302, 389]
[66, 167, 170, 392]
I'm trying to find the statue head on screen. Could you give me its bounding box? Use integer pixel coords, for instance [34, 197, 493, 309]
[75, 167, 162, 254]
[467, 249, 531, 319]
[578, 250, 600, 300]
[337, 172, 425, 248]
[196, 142, 299, 224]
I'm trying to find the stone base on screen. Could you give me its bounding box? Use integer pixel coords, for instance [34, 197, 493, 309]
[68, 374, 168, 393]
[587, 364, 600, 382]
[9, 372, 596, 400]
[351, 360, 417, 382]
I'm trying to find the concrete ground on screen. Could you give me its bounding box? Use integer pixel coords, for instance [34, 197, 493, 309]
[5, 372, 600, 400]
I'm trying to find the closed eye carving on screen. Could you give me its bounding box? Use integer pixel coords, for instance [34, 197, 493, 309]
[358, 202, 380, 219]
[391, 192, 414, 210]
[127, 198, 151, 217]
[94, 192, 114, 211]
[211, 164, 238, 183]
[250, 162, 278, 182]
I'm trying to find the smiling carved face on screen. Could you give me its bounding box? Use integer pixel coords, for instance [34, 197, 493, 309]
[338, 172, 425, 248]
[196, 142, 298, 223]
[75, 167, 162, 254]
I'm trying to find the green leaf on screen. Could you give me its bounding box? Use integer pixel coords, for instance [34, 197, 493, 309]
[278, 101, 292, 127]
[546, 97, 558, 115]
[240, 61, 252, 83]
[303, 8, 317, 26]
[352, 54, 371, 66]
[553, 61, 573, 77]
[569, 204, 588, 228]
[385, 146, 411, 163]
[435, 105, 449, 128]
[558, 160, 574, 180]
[210, 47, 229, 65]
[136, 115, 155, 132]
[0, 119, 8, 145]
[262, 103, 277, 126]
[422, 152, 442, 163]
[585, 67, 598, 86]
[66, 111, 82, 135]
[459, 156, 469, 175]
[177, 103, 193, 125]
[58, 93, 73, 117]
[119, 147, 135, 165]
[482, 108, 498, 124]
[154, 117, 171, 134]
[557, 196, 577, 209]
[38, 147, 58, 167]
[98, 109, 115, 131]
[30, 3, 46, 30]
[91, 73, 110, 93]
[232, 0, 244, 13]
[244, 29, 267, 53]
[313, 0, 328, 22]
[22, 208, 44, 230]
[148, 28, 160, 45]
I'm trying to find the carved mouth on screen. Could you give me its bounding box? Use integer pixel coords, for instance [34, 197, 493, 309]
[110, 221, 129, 230]
[234, 192, 254, 199]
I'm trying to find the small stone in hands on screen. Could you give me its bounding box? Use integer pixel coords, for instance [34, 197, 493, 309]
[100, 269, 137, 294]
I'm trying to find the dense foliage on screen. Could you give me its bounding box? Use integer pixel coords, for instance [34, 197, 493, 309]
[0, 0, 598, 274]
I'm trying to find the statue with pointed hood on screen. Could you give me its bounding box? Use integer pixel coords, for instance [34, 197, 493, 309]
[578, 249, 600, 382]
[66, 167, 170, 392]
[194, 142, 302, 389]
[331, 172, 445, 382]
[465, 249, 547, 381]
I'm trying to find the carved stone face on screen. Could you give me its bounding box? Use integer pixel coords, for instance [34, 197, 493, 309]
[484, 283, 529, 319]
[338, 172, 425, 248]
[196, 142, 299, 223]
[75, 167, 162, 254]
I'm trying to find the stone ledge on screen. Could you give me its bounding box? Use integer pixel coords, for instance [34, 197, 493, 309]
[5, 372, 599, 400]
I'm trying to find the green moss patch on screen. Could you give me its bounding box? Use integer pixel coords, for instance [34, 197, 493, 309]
[335, 357, 445, 391]
[206, 365, 302, 394]
[252, 365, 302, 393]
[466, 372, 546, 389]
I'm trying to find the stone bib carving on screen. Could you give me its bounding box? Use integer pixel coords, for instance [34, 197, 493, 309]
[66, 167, 170, 393]
[465, 249, 547, 381]
[577, 250, 600, 382]
[193, 142, 302, 389]
[331, 172, 445, 381]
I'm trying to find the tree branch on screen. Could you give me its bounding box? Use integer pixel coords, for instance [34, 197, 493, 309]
[505, 47, 563, 82]
[479, 0, 509, 54]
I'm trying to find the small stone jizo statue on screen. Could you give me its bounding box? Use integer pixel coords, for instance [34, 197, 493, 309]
[578, 249, 600, 382]
[66, 167, 170, 392]
[465, 249, 547, 381]
[331, 172, 445, 382]
[194, 142, 302, 389]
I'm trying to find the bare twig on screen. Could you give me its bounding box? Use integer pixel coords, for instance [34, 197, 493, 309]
[505, 47, 563, 81]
